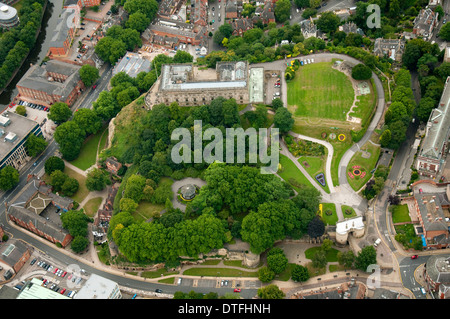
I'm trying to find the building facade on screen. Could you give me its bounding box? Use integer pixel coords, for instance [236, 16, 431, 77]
[423, 254, 450, 297]
[0, 112, 42, 170]
[146, 61, 251, 107]
[0, 2, 19, 29]
[416, 77, 450, 178]
[16, 60, 84, 107]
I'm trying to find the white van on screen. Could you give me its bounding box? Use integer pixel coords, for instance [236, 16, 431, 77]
[373, 238, 381, 247]
[274, 92, 280, 96]
[177, 278, 182, 285]
[311, 58, 315, 63]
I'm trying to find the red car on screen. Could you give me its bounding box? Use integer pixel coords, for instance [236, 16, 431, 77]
[92, 84, 97, 89]
[233, 288, 241, 293]
[60, 288, 66, 294]
[62, 271, 67, 277]
[53, 268, 58, 274]
[411, 255, 418, 259]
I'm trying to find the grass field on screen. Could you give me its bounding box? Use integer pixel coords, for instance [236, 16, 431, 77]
[347, 140, 381, 191]
[391, 204, 411, 224]
[298, 155, 330, 193]
[70, 126, 109, 171]
[320, 203, 338, 225]
[83, 197, 103, 217]
[287, 62, 354, 121]
[278, 154, 315, 191]
[341, 205, 357, 219]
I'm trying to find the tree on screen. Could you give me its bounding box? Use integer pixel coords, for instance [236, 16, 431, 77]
[123, 174, 147, 202]
[337, 250, 355, 268]
[126, 11, 150, 33]
[15, 104, 26, 116]
[271, 98, 283, 110]
[439, 22, 450, 41]
[120, 197, 139, 213]
[54, 121, 84, 160]
[416, 96, 436, 122]
[266, 248, 288, 274]
[355, 245, 377, 272]
[0, 166, 19, 191]
[258, 266, 275, 282]
[274, 0, 291, 23]
[93, 91, 120, 120]
[402, 42, 422, 70]
[123, 0, 158, 20]
[61, 209, 90, 237]
[257, 284, 285, 299]
[61, 177, 79, 196]
[307, 215, 325, 239]
[273, 107, 294, 134]
[379, 129, 391, 148]
[85, 168, 110, 191]
[351, 64, 372, 80]
[291, 264, 310, 282]
[317, 11, 340, 34]
[48, 102, 72, 123]
[70, 235, 89, 253]
[73, 108, 102, 136]
[79, 64, 99, 87]
[25, 134, 48, 157]
[45, 156, 65, 175]
[50, 170, 68, 192]
[312, 249, 327, 268]
[173, 50, 194, 64]
[95, 36, 127, 64]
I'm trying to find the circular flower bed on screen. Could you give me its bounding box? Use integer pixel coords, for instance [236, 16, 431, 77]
[345, 209, 352, 215]
[321, 132, 327, 139]
[338, 134, 346, 141]
[353, 169, 361, 176]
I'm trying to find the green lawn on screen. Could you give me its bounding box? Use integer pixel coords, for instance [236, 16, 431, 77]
[70, 126, 109, 171]
[287, 62, 354, 121]
[278, 154, 315, 191]
[349, 79, 377, 128]
[83, 197, 103, 217]
[347, 140, 381, 191]
[320, 203, 338, 225]
[391, 204, 411, 224]
[304, 247, 340, 262]
[298, 155, 330, 193]
[341, 205, 357, 219]
[133, 201, 165, 222]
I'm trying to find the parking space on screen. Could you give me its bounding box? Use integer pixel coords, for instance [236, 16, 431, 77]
[7, 101, 56, 139]
[22, 257, 88, 298]
[265, 72, 281, 105]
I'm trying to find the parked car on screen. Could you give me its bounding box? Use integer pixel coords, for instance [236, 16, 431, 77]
[60, 288, 66, 294]
[155, 289, 163, 293]
[30, 258, 37, 265]
[234, 288, 241, 292]
[411, 255, 418, 259]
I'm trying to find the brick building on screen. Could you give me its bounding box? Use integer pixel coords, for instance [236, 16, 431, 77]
[16, 60, 84, 107]
[423, 254, 450, 298]
[6, 177, 73, 248]
[416, 77, 450, 178]
[0, 240, 32, 276]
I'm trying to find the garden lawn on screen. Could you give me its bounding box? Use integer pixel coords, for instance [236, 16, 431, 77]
[133, 201, 165, 222]
[304, 247, 340, 262]
[298, 155, 330, 193]
[70, 125, 109, 171]
[320, 203, 338, 225]
[341, 205, 357, 219]
[278, 154, 315, 191]
[287, 62, 354, 121]
[347, 141, 381, 191]
[392, 204, 411, 224]
[83, 196, 103, 217]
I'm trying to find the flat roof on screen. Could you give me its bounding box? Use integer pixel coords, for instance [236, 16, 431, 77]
[0, 112, 39, 164]
[17, 278, 70, 299]
[113, 51, 151, 78]
[74, 274, 119, 299]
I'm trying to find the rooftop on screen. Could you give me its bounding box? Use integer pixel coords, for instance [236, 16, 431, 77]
[419, 76, 450, 160]
[0, 112, 39, 164]
[17, 278, 70, 299]
[113, 52, 151, 78]
[50, 8, 75, 48]
[159, 61, 249, 91]
[0, 2, 17, 21]
[73, 273, 119, 299]
[415, 193, 449, 232]
[425, 254, 450, 284]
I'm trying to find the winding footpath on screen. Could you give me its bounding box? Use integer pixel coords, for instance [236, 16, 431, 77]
[253, 53, 386, 221]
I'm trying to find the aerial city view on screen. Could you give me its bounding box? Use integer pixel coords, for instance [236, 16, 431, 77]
[0, 0, 450, 308]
